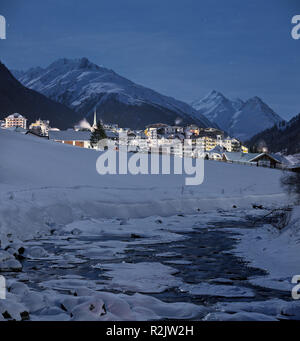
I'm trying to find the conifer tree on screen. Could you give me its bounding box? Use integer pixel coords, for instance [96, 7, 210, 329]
[90, 121, 107, 148]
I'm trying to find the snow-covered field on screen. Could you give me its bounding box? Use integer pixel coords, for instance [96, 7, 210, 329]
[1, 129, 299, 321]
[0, 129, 287, 243]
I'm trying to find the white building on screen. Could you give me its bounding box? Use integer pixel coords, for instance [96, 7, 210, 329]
[103, 123, 118, 131]
[48, 130, 92, 149]
[220, 137, 241, 152]
[48, 129, 118, 150]
[29, 119, 50, 136]
[164, 126, 184, 135]
[148, 127, 158, 141]
[4, 113, 27, 129]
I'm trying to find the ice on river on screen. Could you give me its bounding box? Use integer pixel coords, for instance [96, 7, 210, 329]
[98, 262, 182, 293]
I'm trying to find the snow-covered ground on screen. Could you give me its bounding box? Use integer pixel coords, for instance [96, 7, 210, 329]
[1, 129, 299, 321]
[0, 129, 287, 244]
[231, 206, 300, 293]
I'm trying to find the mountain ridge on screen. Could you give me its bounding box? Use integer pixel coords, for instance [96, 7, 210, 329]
[13, 57, 213, 130]
[246, 113, 300, 155]
[191, 90, 283, 141]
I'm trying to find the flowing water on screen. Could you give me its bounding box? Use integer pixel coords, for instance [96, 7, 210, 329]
[14, 213, 290, 310]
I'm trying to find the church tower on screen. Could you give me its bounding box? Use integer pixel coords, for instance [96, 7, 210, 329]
[92, 109, 97, 131]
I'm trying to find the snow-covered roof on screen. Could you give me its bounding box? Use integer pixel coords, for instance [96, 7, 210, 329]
[6, 113, 27, 119]
[287, 163, 300, 170]
[146, 123, 169, 129]
[224, 152, 288, 164]
[186, 124, 200, 129]
[268, 153, 292, 165]
[135, 132, 147, 139]
[249, 153, 285, 164]
[208, 145, 225, 154]
[223, 152, 261, 163]
[162, 133, 185, 140]
[105, 130, 118, 139]
[49, 130, 91, 141]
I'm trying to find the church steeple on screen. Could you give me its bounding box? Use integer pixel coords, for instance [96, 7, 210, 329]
[93, 109, 97, 128]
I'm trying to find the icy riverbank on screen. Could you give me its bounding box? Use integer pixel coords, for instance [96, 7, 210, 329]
[231, 206, 300, 294]
[0, 210, 299, 321]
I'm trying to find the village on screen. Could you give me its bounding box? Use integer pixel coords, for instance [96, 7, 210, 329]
[1, 112, 299, 172]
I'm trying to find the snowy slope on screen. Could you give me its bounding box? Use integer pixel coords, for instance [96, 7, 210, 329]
[247, 113, 300, 155]
[191, 91, 283, 140]
[13, 58, 212, 129]
[191, 90, 241, 131]
[229, 97, 283, 141]
[0, 128, 287, 242]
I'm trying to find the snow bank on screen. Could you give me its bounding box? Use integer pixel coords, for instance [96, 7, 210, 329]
[232, 206, 300, 292]
[208, 298, 300, 321]
[0, 129, 287, 242]
[1, 280, 208, 321]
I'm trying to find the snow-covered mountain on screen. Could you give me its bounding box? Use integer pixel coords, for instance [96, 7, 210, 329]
[191, 90, 283, 141]
[229, 97, 283, 141]
[13, 58, 212, 129]
[0, 62, 80, 129]
[191, 90, 243, 132]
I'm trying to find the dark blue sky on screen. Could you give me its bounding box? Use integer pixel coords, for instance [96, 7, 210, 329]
[1, 0, 299, 119]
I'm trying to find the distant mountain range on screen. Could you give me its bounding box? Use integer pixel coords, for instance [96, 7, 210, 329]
[191, 90, 283, 141]
[246, 113, 300, 156]
[6, 58, 287, 137]
[12, 58, 212, 130]
[0, 62, 80, 129]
